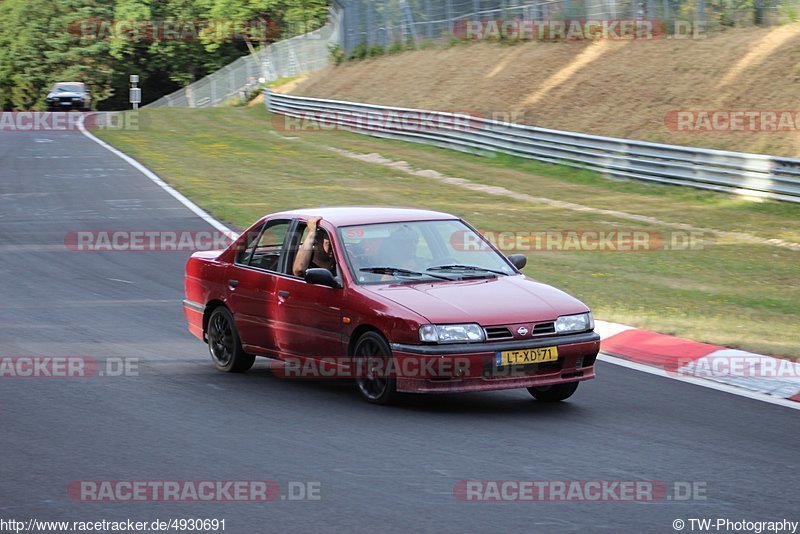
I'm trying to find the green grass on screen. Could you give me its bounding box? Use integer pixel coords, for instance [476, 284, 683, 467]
[96, 106, 800, 359]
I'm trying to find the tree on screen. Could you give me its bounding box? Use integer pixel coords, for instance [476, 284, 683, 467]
[0, 0, 331, 110]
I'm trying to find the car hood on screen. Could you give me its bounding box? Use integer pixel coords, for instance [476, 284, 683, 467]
[364, 275, 589, 325]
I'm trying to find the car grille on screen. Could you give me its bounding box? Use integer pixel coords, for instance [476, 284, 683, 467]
[484, 326, 513, 340]
[532, 322, 556, 335]
[483, 321, 556, 340]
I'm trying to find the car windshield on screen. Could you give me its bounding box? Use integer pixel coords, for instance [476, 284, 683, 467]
[54, 85, 83, 93]
[339, 219, 517, 284]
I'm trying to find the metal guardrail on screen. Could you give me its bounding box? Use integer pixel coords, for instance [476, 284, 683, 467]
[265, 90, 800, 203]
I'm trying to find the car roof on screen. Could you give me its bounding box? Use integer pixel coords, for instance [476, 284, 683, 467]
[54, 82, 85, 86]
[270, 206, 459, 226]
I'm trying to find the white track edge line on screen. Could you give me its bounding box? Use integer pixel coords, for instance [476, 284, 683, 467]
[78, 115, 237, 237]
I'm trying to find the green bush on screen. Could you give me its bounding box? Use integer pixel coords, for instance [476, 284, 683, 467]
[779, 0, 799, 21]
[387, 40, 406, 54]
[349, 42, 369, 60]
[368, 44, 385, 57]
[416, 38, 437, 50]
[328, 43, 345, 65]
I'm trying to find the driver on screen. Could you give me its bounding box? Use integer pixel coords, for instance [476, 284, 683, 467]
[292, 216, 336, 277]
[379, 226, 423, 271]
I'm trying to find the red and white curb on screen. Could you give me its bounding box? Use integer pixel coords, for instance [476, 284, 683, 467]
[595, 320, 800, 409]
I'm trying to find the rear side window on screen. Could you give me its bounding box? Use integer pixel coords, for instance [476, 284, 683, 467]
[235, 223, 265, 265]
[247, 220, 290, 272]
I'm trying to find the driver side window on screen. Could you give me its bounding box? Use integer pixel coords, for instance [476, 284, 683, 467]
[295, 223, 337, 276]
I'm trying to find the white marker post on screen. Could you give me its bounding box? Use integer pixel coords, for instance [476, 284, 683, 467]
[130, 75, 141, 110]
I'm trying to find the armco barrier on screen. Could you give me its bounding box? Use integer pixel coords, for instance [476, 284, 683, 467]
[264, 90, 800, 203]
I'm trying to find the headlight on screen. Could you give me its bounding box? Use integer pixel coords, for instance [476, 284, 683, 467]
[73, 97, 83, 102]
[555, 312, 593, 334]
[419, 323, 485, 343]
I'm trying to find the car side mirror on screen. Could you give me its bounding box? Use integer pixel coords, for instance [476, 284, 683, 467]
[305, 268, 340, 288]
[508, 254, 527, 270]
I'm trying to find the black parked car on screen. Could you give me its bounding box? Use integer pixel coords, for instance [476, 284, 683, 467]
[45, 82, 91, 111]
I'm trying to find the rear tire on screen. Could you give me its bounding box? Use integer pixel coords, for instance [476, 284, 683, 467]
[353, 332, 397, 405]
[527, 381, 579, 402]
[207, 307, 254, 373]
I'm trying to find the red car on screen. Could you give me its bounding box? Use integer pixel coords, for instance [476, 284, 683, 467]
[183, 207, 600, 404]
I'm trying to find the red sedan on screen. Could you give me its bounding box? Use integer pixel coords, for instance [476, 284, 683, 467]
[183, 207, 600, 404]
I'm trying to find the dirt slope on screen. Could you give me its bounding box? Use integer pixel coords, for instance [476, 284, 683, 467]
[288, 24, 800, 157]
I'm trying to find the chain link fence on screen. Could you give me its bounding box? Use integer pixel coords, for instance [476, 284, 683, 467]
[148, 0, 797, 108]
[336, 0, 797, 54]
[146, 9, 341, 108]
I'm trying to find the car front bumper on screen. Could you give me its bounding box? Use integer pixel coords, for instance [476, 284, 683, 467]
[390, 331, 600, 393]
[47, 100, 85, 110]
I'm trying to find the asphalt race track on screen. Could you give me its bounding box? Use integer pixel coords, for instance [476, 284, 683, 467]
[0, 129, 797, 533]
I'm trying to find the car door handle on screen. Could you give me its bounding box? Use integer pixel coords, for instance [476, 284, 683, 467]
[277, 290, 290, 298]
[228, 279, 239, 288]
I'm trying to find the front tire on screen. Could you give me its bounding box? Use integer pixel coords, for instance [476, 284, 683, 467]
[353, 332, 397, 405]
[207, 307, 254, 373]
[527, 381, 579, 402]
